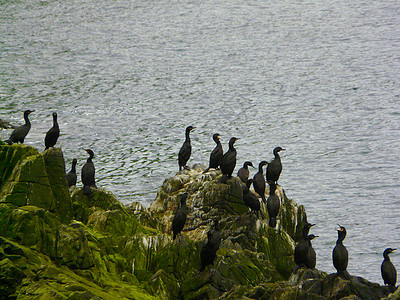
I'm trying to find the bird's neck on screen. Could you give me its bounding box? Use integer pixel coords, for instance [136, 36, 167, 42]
[24, 114, 31, 125]
[384, 253, 391, 261]
[185, 131, 191, 141]
[71, 163, 76, 172]
[53, 117, 58, 127]
[274, 152, 280, 160]
[258, 165, 264, 173]
[229, 143, 235, 151]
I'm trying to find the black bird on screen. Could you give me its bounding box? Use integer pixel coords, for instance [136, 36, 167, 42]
[381, 248, 397, 292]
[66, 158, 77, 187]
[220, 137, 239, 179]
[242, 179, 262, 218]
[172, 193, 188, 240]
[203, 133, 223, 173]
[333, 225, 350, 279]
[178, 126, 195, 171]
[266, 182, 280, 227]
[305, 234, 318, 269]
[294, 223, 315, 271]
[253, 161, 268, 203]
[5, 110, 34, 145]
[237, 161, 254, 183]
[200, 230, 220, 272]
[209, 219, 221, 252]
[81, 149, 97, 195]
[266, 147, 285, 185]
[44, 112, 60, 149]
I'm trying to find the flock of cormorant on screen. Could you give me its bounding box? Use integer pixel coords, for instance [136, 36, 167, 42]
[174, 125, 398, 288]
[4, 110, 97, 196]
[2, 114, 398, 289]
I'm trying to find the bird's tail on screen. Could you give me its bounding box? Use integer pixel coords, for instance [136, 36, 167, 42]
[5, 139, 12, 145]
[269, 217, 277, 228]
[83, 185, 92, 196]
[202, 167, 210, 174]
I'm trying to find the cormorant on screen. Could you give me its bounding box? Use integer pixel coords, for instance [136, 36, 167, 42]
[200, 230, 220, 271]
[237, 161, 254, 183]
[66, 158, 77, 187]
[333, 225, 350, 279]
[305, 234, 318, 269]
[209, 219, 221, 252]
[381, 248, 397, 292]
[44, 112, 60, 149]
[203, 133, 223, 173]
[5, 110, 34, 145]
[253, 161, 268, 203]
[220, 137, 239, 179]
[81, 149, 97, 195]
[294, 222, 315, 271]
[242, 179, 262, 218]
[172, 193, 188, 240]
[266, 147, 285, 185]
[266, 182, 280, 227]
[178, 126, 195, 171]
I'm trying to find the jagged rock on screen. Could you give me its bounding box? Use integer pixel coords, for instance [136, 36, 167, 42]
[0, 145, 72, 222]
[0, 145, 393, 299]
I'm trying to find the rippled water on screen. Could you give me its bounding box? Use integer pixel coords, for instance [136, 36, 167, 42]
[1, 0, 400, 283]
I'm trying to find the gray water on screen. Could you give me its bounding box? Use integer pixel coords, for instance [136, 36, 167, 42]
[1, 0, 400, 284]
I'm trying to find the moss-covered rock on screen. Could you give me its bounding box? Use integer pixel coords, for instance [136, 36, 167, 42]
[0, 144, 392, 299]
[0, 145, 72, 223]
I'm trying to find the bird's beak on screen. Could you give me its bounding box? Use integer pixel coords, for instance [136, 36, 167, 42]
[310, 224, 315, 227]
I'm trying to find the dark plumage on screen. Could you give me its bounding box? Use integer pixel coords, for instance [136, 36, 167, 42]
[333, 225, 350, 279]
[209, 219, 221, 253]
[81, 149, 97, 195]
[381, 248, 397, 292]
[243, 179, 262, 218]
[294, 223, 315, 271]
[305, 234, 318, 269]
[220, 137, 238, 179]
[200, 230, 220, 272]
[266, 147, 285, 185]
[253, 161, 268, 203]
[203, 133, 223, 173]
[266, 182, 280, 227]
[66, 158, 77, 187]
[44, 112, 60, 149]
[5, 110, 34, 145]
[178, 126, 195, 171]
[172, 193, 188, 240]
[237, 161, 254, 183]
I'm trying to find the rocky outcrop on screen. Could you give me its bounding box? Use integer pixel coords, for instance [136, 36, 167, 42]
[0, 143, 397, 299]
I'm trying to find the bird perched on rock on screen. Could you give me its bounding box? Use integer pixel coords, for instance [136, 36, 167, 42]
[242, 179, 262, 218]
[81, 149, 97, 195]
[172, 193, 188, 240]
[220, 137, 239, 180]
[200, 230, 220, 272]
[209, 219, 221, 252]
[203, 133, 223, 173]
[178, 126, 195, 171]
[267, 182, 280, 227]
[253, 161, 268, 203]
[5, 110, 34, 145]
[305, 234, 318, 269]
[333, 225, 350, 279]
[44, 112, 60, 149]
[294, 223, 315, 271]
[237, 161, 254, 183]
[266, 147, 285, 185]
[66, 158, 77, 187]
[381, 248, 397, 293]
